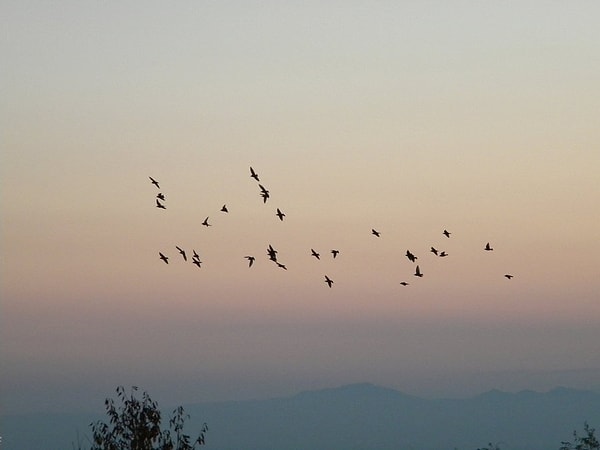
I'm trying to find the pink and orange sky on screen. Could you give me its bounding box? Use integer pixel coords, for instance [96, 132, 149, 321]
[2, 1, 600, 414]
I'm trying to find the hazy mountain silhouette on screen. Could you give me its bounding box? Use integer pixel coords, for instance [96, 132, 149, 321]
[2, 383, 600, 450]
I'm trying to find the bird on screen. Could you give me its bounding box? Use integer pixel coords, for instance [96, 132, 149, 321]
[156, 199, 166, 209]
[430, 247, 438, 256]
[221, 204, 228, 213]
[310, 249, 320, 260]
[245, 256, 255, 267]
[202, 217, 211, 227]
[443, 229, 451, 238]
[324, 275, 334, 288]
[331, 249, 340, 259]
[175, 246, 187, 261]
[258, 184, 270, 203]
[399, 281, 409, 286]
[406, 250, 417, 263]
[149, 176, 160, 189]
[192, 259, 202, 268]
[439, 251, 448, 257]
[276, 262, 287, 270]
[192, 250, 200, 261]
[159, 252, 169, 264]
[267, 244, 278, 262]
[485, 242, 493, 251]
[504, 274, 514, 279]
[276, 208, 285, 221]
[156, 193, 165, 201]
[371, 229, 381, 237]
[414, 265, 423, 277]
[250, 166, 260, 182]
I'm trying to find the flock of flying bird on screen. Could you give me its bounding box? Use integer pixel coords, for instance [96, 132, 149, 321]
[149, 169, 514, 289]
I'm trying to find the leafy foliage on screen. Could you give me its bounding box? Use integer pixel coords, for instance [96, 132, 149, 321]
[560, 423, 599, 450]
[89, 386, 207, 450]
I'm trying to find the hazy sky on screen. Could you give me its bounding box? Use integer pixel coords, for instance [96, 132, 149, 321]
[2, 1, 600, 414]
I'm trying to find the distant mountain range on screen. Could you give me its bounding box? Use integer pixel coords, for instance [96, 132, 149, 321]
[2, 383, 599, 450]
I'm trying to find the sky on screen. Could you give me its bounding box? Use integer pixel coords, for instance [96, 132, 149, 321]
[2, 1, 600, 415]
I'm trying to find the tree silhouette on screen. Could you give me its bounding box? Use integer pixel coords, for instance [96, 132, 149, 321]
[560, 422, 599, 450]
[88, 386, 207, 450]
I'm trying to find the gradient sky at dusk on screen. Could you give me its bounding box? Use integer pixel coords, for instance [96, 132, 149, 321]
[2, 1, 600, 414]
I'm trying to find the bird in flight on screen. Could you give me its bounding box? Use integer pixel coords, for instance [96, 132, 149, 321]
[221, 204, 229, 213]
[406, 250, 417, 263]
[149, 176, 160, 189]
[311, 249, 320, 260]
[202, 217, 211, 227]
[443, 229, 451, 238]
[439, 251, 448, 257]
[176, 246, 187, 261]
[250, 167, 260, 182]
[399, 281, 409, 286]
[192, 249, 200, 260]
[259, 184, 270, 203]
[267, 244, 278, 262]
[485, 242, 493, 251]
[276, 208, 285, 221]
[156, 199, 166, 209]
[245, 256, 255, 267]
[159, 252, 169, 264]
[156, 193, 165, 201]
[324, 275, 334, 288]
[192, 259, 202, 268]
[331, 249, 340, 259]
[371, 229, 381, 237]
[276, 262, 287, 270]
[504, 274, 514, 279]
[414, 265, 423, 277]
[430, 247, 438, 256]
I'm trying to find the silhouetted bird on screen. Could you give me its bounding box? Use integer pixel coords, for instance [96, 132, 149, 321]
[250, 167, 260, 182]
[149, 176, 160, 189]
[331, 249, 340, 259]
[202, 217, 211, 227]
[439, 251, 448, 257]
[245, 256, 255, 267]
[324, 275, 334, 288]
[485, 242, 493, 251]
[157, 193, 165, 201]
[311, 249, 320, 260]
[259, 184, 270, 203]
[414, 265, 423, 277]
[176, 246, 187, 261]
[159, 252, 169, 264]
[504, 274, 513, 279]
[267, 244, 278, 262]
[443, 229, 451, 238]
[192, 259, 202, 268]
[156, 199, 166, 209]
[430, 247, 438, 256]
[221, 204, 228, 213]
[372, 229, 381, 237]
[192, 250, 200, 261]
[399, 281, 409, 286]
[276, 208, 285, 221]
[276, 262, 287, 270]
[406, 250, 417, 263]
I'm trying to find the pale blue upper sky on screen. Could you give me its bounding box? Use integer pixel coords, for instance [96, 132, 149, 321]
[2, 1, 600, 414]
